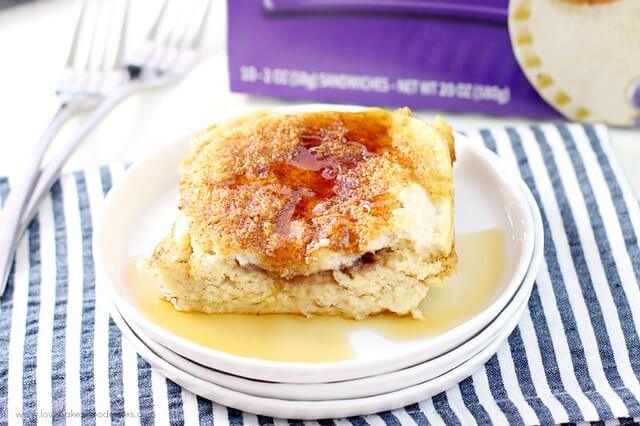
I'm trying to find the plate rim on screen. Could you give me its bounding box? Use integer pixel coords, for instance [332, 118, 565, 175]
[126, 219, 541, 400]
[119, 174, 543, 401]
[108, 275, 534, 419]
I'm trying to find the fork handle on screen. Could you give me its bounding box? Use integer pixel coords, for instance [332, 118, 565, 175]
[0, 86, 132, 296]
[12, 85, 132, 278]
[23, 86, 132, 225]
[22, 79, 169, 231]
[0, 104, 80, 295]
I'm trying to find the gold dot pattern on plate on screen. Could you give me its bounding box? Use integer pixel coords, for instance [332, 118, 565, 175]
[513, 3, 531, 21]
[537, 73, 554, 89]
[524, 54, 542, 68]
[575, 107, 590, 120]
[554, 91, 571, 106]
[508, 0, 592, 122]
[516, 30, 533, 46]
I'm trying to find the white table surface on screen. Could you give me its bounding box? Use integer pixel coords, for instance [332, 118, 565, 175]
[1, 0, 638, 196]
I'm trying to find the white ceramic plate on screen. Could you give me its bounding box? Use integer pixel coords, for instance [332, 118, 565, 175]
[130, 213, 541, 401]
[110, 275, 533, 419]
[124, 174, 543, 401]
[95, 105, 535, 383]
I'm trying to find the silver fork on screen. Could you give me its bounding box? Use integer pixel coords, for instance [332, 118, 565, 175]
[0, 0, 129, 293]
[0, 0, 213, 294]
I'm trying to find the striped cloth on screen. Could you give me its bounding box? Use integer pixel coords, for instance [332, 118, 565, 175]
[1, 123, 639, 426]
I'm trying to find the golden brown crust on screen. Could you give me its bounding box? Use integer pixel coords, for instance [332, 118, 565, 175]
[432, 116, 456, 163]
[179, 108, 454, 277]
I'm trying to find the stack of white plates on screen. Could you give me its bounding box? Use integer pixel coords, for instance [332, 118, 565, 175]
[94, 106, 544, 419]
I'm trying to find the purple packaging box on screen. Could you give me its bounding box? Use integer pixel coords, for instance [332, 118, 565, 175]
[227, 0, 561, 119]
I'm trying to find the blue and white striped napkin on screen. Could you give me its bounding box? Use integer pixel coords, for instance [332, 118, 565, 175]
[1, 123, 639, 425]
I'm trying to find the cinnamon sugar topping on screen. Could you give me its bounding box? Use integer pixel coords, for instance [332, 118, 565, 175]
[178, 108, 453, 277]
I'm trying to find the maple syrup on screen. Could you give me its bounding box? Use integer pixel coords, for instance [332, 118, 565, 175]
[125, 229, 505, 362]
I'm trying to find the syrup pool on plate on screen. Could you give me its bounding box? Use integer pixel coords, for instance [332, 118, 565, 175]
[125, 229, 505, 362]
